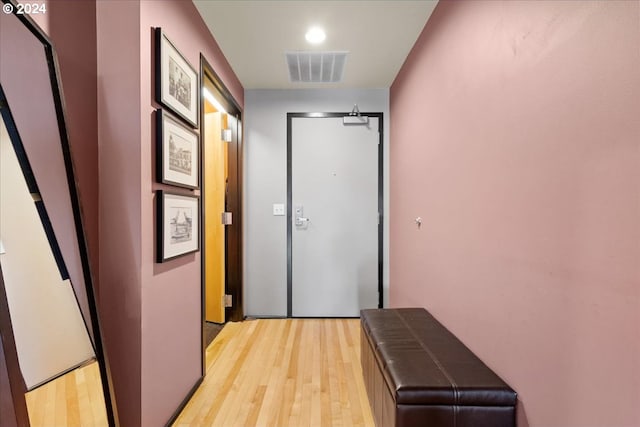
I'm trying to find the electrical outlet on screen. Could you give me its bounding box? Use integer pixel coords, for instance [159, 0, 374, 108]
[273, 204, 285, 216]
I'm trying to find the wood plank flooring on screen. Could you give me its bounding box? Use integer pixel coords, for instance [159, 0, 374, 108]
[23, 318, 374, 426]
[174, 319, 374, 427]
[25, 361, 108, 426]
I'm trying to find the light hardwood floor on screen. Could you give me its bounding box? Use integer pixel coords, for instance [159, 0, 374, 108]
[24, 318, 374, 427]
[25, 361, 108, 426]
[174, 318, 374, 427]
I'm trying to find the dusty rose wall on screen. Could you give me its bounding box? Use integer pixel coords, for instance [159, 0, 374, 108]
[390, 1, 639, 426]
[94, 1, 247, 425]
[138, 2, 242, 424]
[97, 2, 143, 426]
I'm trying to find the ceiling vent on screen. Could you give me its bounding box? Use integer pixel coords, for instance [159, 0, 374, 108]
[286, 51, 348, 83]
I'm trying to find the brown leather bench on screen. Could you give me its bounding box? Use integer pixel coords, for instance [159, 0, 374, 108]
[360, 308, 517, 427]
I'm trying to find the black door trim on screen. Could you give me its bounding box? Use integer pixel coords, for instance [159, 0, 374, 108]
[286, 112, 384, 318]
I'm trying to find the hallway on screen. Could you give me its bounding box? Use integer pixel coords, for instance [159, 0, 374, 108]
[1, 1, 638, 426]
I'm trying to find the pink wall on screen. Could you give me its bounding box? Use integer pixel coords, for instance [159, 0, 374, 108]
[390, 1, 639, 426]
[95, 1, 244, 425]
[97, 2, 143, 426]
[139, 2, 242, 425]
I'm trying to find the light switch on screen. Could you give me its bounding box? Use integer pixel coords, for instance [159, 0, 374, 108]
[273, 204, 285, 216]
[0, 240, 5, 255]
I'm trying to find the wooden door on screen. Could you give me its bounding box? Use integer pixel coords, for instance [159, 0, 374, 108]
[201, 56, 244, 334]
[204, 107, 227, 323]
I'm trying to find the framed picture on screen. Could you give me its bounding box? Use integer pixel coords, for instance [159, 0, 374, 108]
[157, 109, 199, 189]
[157, 191, 200, 262]
[155, 28, 199, 128]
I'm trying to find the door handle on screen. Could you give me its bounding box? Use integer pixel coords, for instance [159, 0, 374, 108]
[294, 205, 309, 227]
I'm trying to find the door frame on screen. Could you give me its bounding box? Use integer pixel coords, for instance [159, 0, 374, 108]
[199, 55, 243, 375]
[286, 112, 384, 317]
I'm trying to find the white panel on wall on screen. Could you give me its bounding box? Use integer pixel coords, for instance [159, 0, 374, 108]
[244, 89, 390, 317]
[0, 119, 95, 389]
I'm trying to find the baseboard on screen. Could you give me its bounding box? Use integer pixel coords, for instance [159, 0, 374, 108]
[164, 375, 203, 427]
[244, 315, 287, 319]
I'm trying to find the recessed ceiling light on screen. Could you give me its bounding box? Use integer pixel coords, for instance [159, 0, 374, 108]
[305, 27, 326, 44]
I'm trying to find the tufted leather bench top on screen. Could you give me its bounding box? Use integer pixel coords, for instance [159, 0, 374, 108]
[361, 308, 517, 426]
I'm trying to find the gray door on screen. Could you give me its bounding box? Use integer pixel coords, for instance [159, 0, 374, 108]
[289, 114, 381, 317]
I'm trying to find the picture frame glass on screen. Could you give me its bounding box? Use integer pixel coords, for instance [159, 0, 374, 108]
[158, 30, 198, 127]
[160, 192, 199, 261]
[160, 111, 199, 189]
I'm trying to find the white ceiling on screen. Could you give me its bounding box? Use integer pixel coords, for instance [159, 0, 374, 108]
[193, 1, 438, 89]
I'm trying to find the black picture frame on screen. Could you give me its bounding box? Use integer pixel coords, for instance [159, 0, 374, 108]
[156, 109, 200, 189]
[157, 190, 200, 263]
[155, 28, 199, 128]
